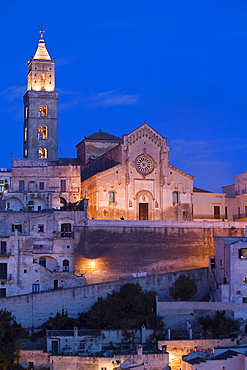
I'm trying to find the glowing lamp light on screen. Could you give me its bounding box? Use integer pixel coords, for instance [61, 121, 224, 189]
[90, 260, 95, 271]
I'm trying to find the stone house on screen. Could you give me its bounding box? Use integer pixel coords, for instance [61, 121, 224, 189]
[209, 237, 247, 308]
[0, 209, 87, 297]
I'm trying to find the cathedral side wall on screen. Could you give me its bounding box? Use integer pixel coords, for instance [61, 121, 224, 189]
[73, 220, 244, 284]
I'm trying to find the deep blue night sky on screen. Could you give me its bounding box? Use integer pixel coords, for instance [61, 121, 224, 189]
[1, 0, 247, 191]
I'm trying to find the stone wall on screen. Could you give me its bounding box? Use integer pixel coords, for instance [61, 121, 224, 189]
[157, 301, 247, 332]
[74, 219, 244, 284]
[19, 350, 50, 369]
[49, 352, 169, 370]
[0, 268, 208, 328]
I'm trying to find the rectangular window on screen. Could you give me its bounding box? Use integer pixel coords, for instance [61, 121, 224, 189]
[38, 148, 47, 159]
[38, 126, 48, 140]
[173, 191, 179, 204]
[0, 289, 6, 298]
[61, 179, 66, 192]
[239, 248, 247, 259]
[38, 105, 47, 117]
[19, 180, 25, 192]
[61, 223, 72, 237]
[243, 297, 247, 303]
[29, 181, 35, 191]
[0, 242, 6, 255]
[225, 206, 228, 219]
[24, 127, 28, 142]
[109, 191, 115, 203]
[12, 224, 22, 233]
[0, 264, 7, 280]
[39, 182, 44, 190]
[38, 225, 44, 233]
[32, 283, 40, 293]
[214, 206, 220, 219]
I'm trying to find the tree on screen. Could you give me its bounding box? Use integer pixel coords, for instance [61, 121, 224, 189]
[78, 283, 163, 330]
[0, 309, 22, 370]
[170, 275, 197, 301]
[198, 311, 239, 338]
[42, 309, 78, 330]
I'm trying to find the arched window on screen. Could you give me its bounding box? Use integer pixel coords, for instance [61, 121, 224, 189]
[109, 191, 115, 203]
[63, 259, 69, 271]
[173, 191, 179, 204]
[39, 257, 46, 268]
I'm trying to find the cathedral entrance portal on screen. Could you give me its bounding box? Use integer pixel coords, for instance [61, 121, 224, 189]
[139, 203, 149, 220]
[136, 190, 153, 220]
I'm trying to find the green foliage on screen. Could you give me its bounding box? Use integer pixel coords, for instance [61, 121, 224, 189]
[198, 311, 240, 338]
[78, 283, 163, 330]
[170, 275, 198, 301]
[42, 310, 78, 330]
[0, 309, 22, 370]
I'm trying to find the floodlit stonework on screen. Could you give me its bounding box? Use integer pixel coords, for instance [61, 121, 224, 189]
[80, 124, 194, 221]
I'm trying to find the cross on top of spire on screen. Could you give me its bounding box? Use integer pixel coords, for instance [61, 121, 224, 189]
[39, 25, 45, 40]
[33, 26, 51, 60]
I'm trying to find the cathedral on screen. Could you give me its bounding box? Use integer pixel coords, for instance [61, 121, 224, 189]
[4, 30, 195, 222]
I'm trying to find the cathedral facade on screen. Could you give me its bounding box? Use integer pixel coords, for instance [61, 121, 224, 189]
[79, 124, 194, 221]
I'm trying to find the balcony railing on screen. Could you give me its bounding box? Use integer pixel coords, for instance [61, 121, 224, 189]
[233, 213, 247, 220]
[235, 190, 241, 196]
[193, 214, 228, 220]
[53, 232, 74, 239]
[242, 189, 247, 194]
[0, 274, 12, 281]
[0, 252, 11, 258]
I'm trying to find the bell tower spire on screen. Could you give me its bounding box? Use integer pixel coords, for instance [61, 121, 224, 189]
[23, 28, 58, 164]
[27, 26, 55, 92]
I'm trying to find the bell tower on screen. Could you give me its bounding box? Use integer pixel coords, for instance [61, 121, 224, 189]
[23, 28, 58, 164]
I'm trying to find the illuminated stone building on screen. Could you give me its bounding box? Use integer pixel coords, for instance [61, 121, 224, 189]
[4, 31, 81, 211]
[223, 172, 247, 221]
[24, 28, 58, 164]
[79, 124, 194, 221]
